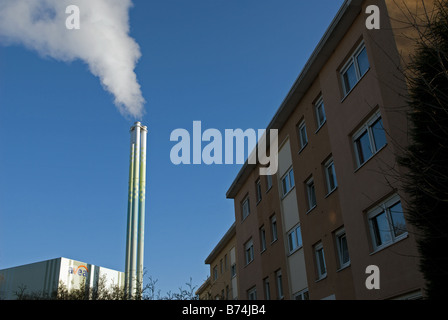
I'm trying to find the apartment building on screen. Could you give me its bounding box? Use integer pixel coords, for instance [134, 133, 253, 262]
[196, 223, 238, 300]
[226, 0, 432, 300]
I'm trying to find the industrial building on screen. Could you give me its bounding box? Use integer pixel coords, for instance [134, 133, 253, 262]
[0, 257, 124, 300]
[198, 0, 432, 300]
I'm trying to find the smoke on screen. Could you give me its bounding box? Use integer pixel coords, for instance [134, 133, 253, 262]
[0, 0, 145, 118]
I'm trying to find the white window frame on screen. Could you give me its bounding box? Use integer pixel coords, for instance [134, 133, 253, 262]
[341, 41, 370, 96]
[353, 111, 387, 168]
[314, 242, 327, 280]
[306, 177, 317, 211]
[315, 96, 326, 130]
[230, 263, 237, 278]
[335, 228, 350, 269]
[247, 286, 257, 300]
[260, 225, 267, 252]
[281, 167, 295, 197]
[245, 238, 254, 265]
[266, 174, 273, 192]
[294, 289, 310, 300]
[213, 265, 218, 281]
[324, 158, 338, 194]
[263, 277, 271, 300]
[367, 194, 408, 251]
[241, 196, 250, 221]
[270, 215, 278, 243]
[276, 270, 284, 300]
[298, 120, 308, 151]
[287, 224, 303, 254]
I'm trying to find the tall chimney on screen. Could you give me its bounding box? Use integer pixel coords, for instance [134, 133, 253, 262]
[125, 121, 147, 299]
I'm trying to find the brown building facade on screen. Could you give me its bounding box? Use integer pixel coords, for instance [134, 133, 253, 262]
[225, 0, 432, 300]
[196, 223, 238, 300]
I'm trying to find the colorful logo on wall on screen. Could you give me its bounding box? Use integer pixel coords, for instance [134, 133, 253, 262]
[68, 265, 88, 277]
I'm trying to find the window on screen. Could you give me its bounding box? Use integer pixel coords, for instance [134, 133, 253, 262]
[263, 277, 271, 300]
[213, 266, 218, 281]
[230, 263, 237, 278]
[306, 177, 317, 211]
[294, 289, 310, 300]
[297, 120, 308, 150]
[266, 174, 273, 191]
[324, 158, 338, 193]
[256, 179, 262, 203]
[287, 224, 303, 254]
[247, 287, 257, 300]
[276, 270, 284, 299]
[281, 167, 295, 197]
[335, 229, 350, 269]
[368, 195, 408, 251]
[270, 215, 278, 242]
[260, 226, 267, 252]
[245, 239, 254, 265]
[314, 242, 327, 279]
[224, 254, 228, 270]
[241, 196, 250, 220]
[353, 112, 387, 167]
[315, 96, 326, 129]
[341, 42, 370, 96]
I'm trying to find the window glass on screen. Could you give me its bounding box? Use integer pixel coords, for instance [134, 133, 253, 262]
[355, 130, 373, 164]
[289, 170, 295, 188]
[316, 247, 326, 276]
[242, 198, 250, 220]
[307, 181, 317, 209]
[271, 217, 278, 241]
[288, 231, 295, 252]
[389, 202, 407, 237]
[326, 162, 337, 191]
[298, 122, 308, 149]
[372, 211, 392, 246]
[371, 118, 387, 151]
[369, 196, 408, 250]
[260, 227, 267, 251]
[343, 62, 357, 93]
[256, 180, 262, 202]
[296, 226, 303, 248]
[357, 47, 370, 76]
[338, 234, 350, 265]
[266, 174, 272, 190]
[282, 175, 289, 195]
[316, 101, 326, 127]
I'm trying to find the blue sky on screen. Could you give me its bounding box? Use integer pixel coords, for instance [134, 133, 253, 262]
[0, 0, 344, 296]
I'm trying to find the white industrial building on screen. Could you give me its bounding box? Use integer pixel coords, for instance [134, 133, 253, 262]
[0, 257, 124, 299]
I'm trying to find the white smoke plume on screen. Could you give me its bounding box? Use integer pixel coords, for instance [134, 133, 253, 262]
[0, 0, 145, 118]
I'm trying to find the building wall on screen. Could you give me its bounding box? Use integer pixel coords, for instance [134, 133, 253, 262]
[200, 224, 238, 300]
[229, 247, 238, 299]
[208, 236, 237, 300]
[0, 258, 61, 299]
[277, 139, 308, 298]
[227, 0, 431, 300]
[0, 257, 124, 299]
[280, 69, 356, 299]
[316, 0, 425, 299]
[233, 160, 291, 300]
